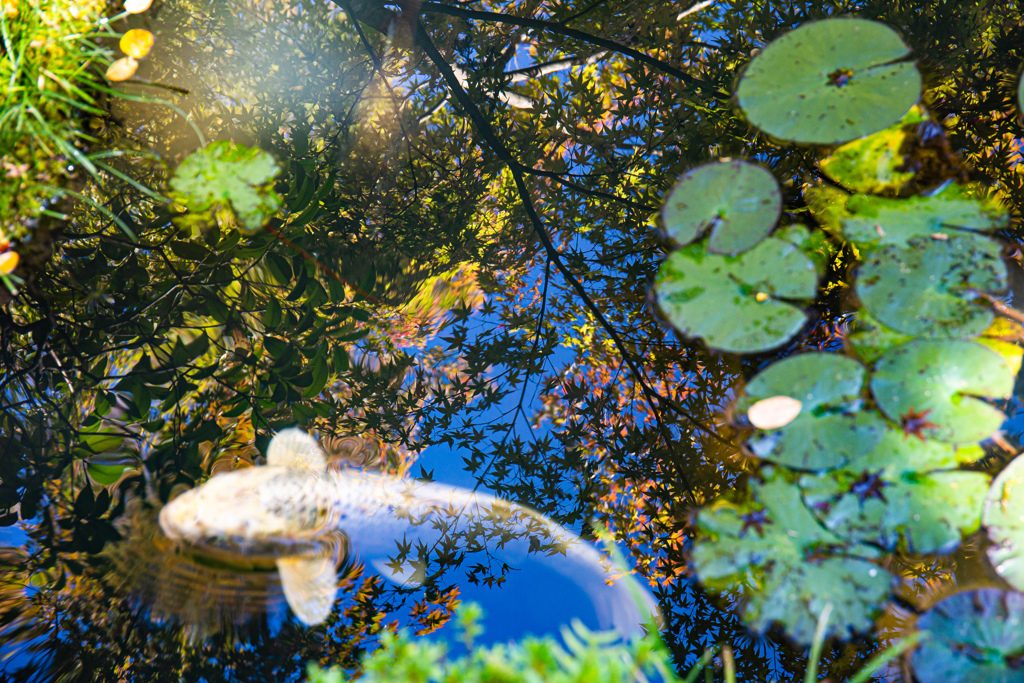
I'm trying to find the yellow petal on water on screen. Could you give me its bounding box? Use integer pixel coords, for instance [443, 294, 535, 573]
[0, 251, 19, 275]
[747, 395, 803, 430]
[755, 291, 769, 302]
[105, 56, 138, 81]
[119, 29, 154, 58]
[124, 0, 153, 12]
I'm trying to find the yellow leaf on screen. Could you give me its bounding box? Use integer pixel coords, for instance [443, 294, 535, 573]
[747, 396, 802, 430]
[120, 29, 154, 58]
[124, 0, 152, 12]
[105, 56, 138, 81]
[0, 251, 19, 275]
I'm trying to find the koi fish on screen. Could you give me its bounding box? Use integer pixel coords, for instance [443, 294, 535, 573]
[159, 429, 658, 635]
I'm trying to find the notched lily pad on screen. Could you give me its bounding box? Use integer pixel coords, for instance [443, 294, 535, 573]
[661, 160, 782, 254]
[871, 339, 1014, 444]
[800, 469, 989, 554]
[912, 589, 1024, 683]
[818, 107, 928, 195]
[841, 185, 1008, 250]
[739, 353, 885, 470]
[654, 239, 817, 353]
[983, 452, 1024, 591]
[856, 233, 1006, 338]
[845, 311, 912, 364]
[737, 18, 922, 145]
[692, 469, 891, 644]
[843, 425, 984, 478]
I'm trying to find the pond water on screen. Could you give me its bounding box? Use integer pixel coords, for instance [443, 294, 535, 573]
[2, 1, 1024, 682]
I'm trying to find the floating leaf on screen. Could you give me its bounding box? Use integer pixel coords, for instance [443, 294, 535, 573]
[841, 185, 1008, 250]
[124, 0, 153, 12]
[803, 184, 851, 235]
[747, 396, 803, 430]
[977, 318, 1024, 376]
[912, 589, 1024, 683]
[845, 311, 911, 364]
[169, 141, 283, 233]
[818, 107, 927, 194]
[0, 251, 18, 275]
[856, 233, 1005, 338]
[843, 425, 983, 478]
[654, 238, 816, 353]
[740, 353, 886, 470]
[693, 469, 891, 644]
[800, 469, 989, 554]
[120, 29, 154, 59]
[774, 223, 832, 278]
[661, 160, 781, 255]
[871, 339, 1014, 444]
[105, 56, 138, 82]
[736, 18, 921, 145]
[983, 452, 1024, 591]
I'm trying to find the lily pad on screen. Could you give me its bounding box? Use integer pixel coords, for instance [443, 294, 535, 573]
[845, 311, 912, 364]
[818, 106, 927, 195]
[843, 425, 984, 478]
[978, 318, 1024, 376]
[654, 239, 817, 353]
[739, 353, 886, 470]
[841, 185, 1008, 250]
[800, 469, 989, 554]
[856, 233, 1006, 338]
[912, 589, 1024, 683]
[774, 223, 832, 278]
[870, 339, 1014, 444]
[803, 184, 851, 235]
[692, 469, 891, 644]
[983, 452, 1024, 591]
[661, 160, 781, 255]
[736, 18, 922, 145]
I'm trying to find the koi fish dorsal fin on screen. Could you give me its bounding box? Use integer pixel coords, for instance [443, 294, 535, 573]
[276, 554, 338, 626]
[266, 428, 327, 471]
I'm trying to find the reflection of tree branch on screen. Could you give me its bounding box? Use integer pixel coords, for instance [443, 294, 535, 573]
[419, 2, 727, 100]
[413, 23, 732, 503]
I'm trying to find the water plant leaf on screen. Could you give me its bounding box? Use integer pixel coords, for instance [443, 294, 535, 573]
[654, 239, 817, 353]
[845, 311, 911, 364]
[736, 18, 921, 145]
[740, 353, 886, 470]
[911, 589, 1024, 683]
[818, 107, 927, 195]
[841, 185, 1008, 250]
[855, 233, 1005, 338]
[871, 339, 1014, 444]
[800, 469, 989, 554]
[978, 318, 1024, 375]
[983, 452, 1024, 591]
[803, 185, 851, 234]
[843, 425, 984, 478]
[120, 29, 155, 59]
[169, 141, 283, 234]
[747, 396, 803, 430]
[693, 469, 891, 644]
[774, 223, 832, 278]
[661, 160, 781, 255]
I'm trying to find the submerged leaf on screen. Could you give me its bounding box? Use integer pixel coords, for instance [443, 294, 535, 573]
[912, 589, 1024, 683]
[661, 160, 781, 254]
[855, 233, 1005, 338]
[871, 339, 1014, 444]
[654, 239, 817, 353]
[845, 311, 912, 364]
[740, 353, 885, 470]
[692, 470, 891, 644]
[737, 18, 921, 144]
[818, 107, 927, 194]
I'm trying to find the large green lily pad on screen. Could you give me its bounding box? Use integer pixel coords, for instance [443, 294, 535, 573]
[818, 107, 927, 195]
[661, 160, 781, 255]
[841, 185, 1008, 250]
[856, 234, 1005, 338]
[983, 452, 1024, 591]
[693, 469, 891, 644]
[800, 469, 989, 554]
[870, 339, 1014, 444]
[846, 311, 912, 364]
[912, 589, 1024, 683]
[843, 425, 984, 478]
[736, 18, 921, 145]
[739, 353, 886, 470]
[655, 239, 817, 353]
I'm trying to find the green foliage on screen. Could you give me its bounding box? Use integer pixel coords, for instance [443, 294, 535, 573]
[660, 160, 781, 255]
[983, 452, 1024, 590]
[307, 605, 678, 683]
[169, 140, 283, 233]
[911, 589, 1024, 683]
[817, 108, 926, 195]
[692, 469, 891, 644]
[736, 18, 921, 144]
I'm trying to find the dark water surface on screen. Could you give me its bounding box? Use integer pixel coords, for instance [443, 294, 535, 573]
[2, 1, 1024, 681]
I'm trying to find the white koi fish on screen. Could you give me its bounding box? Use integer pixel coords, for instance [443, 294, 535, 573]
[159, 429, 658, 635]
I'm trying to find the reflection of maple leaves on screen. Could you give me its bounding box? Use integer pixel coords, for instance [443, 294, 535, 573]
[850, 471, 888, 504]
[900, 406, 938, 440]
[739, 509, 770, 537]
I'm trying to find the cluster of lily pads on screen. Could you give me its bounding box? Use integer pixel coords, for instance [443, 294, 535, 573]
[654, 16, 1024, 679]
